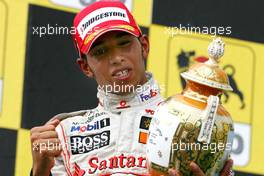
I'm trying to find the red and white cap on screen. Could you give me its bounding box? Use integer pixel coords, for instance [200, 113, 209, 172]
[73, 0, 142, 55]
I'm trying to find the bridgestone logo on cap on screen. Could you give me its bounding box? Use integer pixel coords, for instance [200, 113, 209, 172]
[77, 7, 130, 39]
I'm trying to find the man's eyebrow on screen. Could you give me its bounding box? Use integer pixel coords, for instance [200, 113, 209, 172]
[90, 40, 104, 51]
[115, 32, 131, 38]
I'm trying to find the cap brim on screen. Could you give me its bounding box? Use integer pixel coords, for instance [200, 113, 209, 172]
[80, 25, 141, 54]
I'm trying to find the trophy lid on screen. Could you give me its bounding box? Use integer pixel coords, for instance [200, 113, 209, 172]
[181, 38, 233, 91]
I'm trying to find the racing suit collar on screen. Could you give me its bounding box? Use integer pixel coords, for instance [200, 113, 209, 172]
[97, 72, 161, 113]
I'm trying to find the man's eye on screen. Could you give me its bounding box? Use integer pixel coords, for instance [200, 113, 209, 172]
[92, 48, 106, 56]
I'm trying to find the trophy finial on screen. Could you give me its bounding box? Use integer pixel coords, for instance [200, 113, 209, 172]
[207, 37, 225, 65]
[180, 37, 232, 91]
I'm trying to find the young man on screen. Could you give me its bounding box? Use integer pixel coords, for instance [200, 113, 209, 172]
[30, 1, 233, 175]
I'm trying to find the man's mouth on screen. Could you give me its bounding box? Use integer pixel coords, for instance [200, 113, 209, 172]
[112, 69, 131, 80]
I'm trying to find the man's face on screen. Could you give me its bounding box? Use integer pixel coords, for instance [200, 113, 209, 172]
[77, 31, 149, 95]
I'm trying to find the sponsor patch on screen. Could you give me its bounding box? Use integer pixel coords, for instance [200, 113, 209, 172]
[139, 116, 151, 130]
[71, 118, 110, 132]
[145, 109, 155, 115]
[116, 100, 130, 109]
[77, 7, 129, 39]
[73, 163, 85, 176]
[88, 153, 147, 174]
[139, 89, 157, 102]
[138, 131, 148, 144]
[84, 110, 107, 121]
[70, 130, 110, 155]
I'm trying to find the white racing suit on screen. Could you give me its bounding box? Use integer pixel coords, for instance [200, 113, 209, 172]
[51, 73, 163, 176]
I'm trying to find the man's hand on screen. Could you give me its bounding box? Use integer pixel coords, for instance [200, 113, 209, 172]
[30, 119, 61, 176]
[168, 159, 234, 176]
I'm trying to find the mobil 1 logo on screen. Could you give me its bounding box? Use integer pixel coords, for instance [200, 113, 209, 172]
[70, 130, 110, 155]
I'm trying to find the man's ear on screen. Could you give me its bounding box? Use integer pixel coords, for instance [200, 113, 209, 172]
[76, 58, 94, 78]
[139, 34, 150, 59]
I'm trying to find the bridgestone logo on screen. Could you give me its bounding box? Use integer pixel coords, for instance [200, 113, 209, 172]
[70, 131, 110, 155]
[77, 7, 130, 39]
[82, 12, 125, 31]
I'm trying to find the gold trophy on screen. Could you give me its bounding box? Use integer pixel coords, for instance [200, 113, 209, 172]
[147, 38, 234, 176]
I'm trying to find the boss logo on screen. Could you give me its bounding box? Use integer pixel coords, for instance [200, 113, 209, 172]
[70, 130, 110, 155]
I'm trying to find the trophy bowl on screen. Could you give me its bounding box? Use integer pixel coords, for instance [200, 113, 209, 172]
[147, 38, 234, 176]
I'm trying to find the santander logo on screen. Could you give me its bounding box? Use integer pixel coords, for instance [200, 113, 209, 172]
[87, 153, 147, 174]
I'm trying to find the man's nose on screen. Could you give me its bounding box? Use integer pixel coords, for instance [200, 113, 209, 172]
[109, 50, 125, 65]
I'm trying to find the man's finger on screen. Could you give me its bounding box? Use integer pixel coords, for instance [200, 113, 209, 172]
[46, 119, 60, 127]
[38, 131, 58, 139]
[168, 168, 180, 176]
[220, 159, 233, 176]
[190, 162, 204, 176]
[30, 125, 56, 134]
[38, 146, 62, 157]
